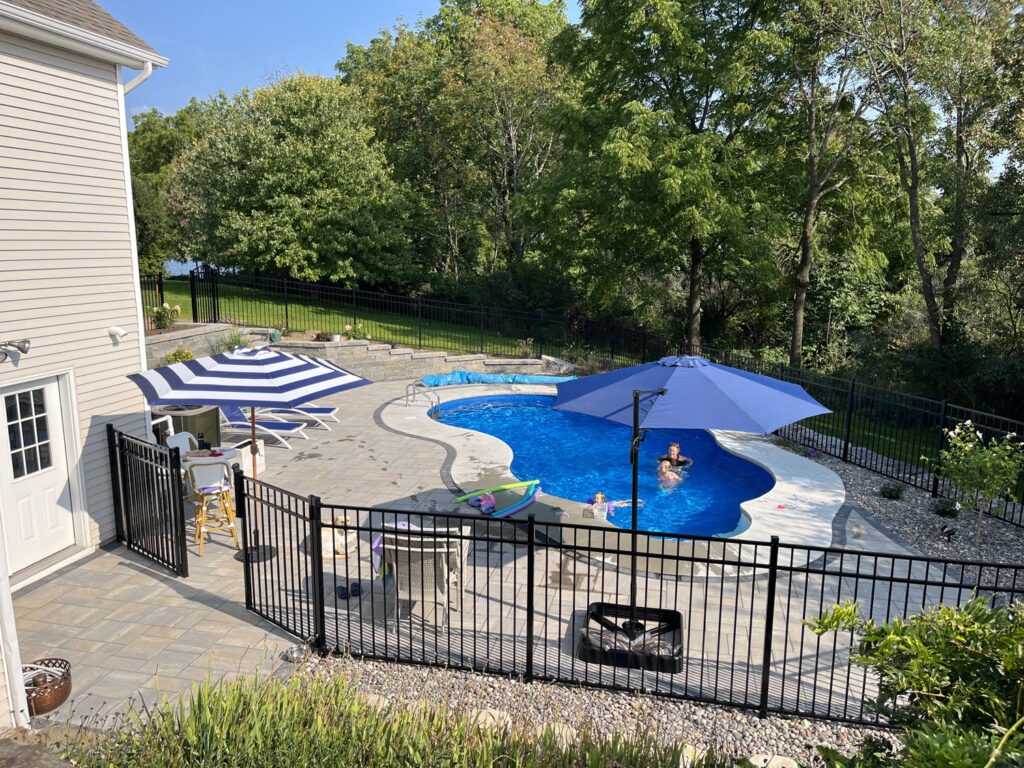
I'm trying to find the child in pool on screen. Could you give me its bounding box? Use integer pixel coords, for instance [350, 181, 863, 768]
[588, 492, 642, 519]
[657, 460, 684, 489]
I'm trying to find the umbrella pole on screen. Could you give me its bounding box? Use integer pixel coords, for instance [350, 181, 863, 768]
[624, 390, 643, 637]
[250, 406, 258, 480]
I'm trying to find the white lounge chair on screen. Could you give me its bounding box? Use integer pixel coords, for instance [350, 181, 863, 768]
[380, 525, 467, 627]
[256, 406, 334, 431]
[262, 405, 339, 424]
[219, 405, 307, 449]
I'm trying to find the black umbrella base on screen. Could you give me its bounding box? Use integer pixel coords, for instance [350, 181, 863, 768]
[576, 602, 684, 673]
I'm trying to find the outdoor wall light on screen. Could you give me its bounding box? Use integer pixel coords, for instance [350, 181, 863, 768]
[107, 326, 129, 339]
[0, 339, 30, 363]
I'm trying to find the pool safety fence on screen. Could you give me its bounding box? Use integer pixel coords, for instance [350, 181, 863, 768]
[139, 272, 165, 331]
[235, 468, 1024, 726]
[169, 269, 1024, 528]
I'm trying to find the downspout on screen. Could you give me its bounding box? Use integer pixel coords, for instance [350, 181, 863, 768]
[123, 60, 152, 94]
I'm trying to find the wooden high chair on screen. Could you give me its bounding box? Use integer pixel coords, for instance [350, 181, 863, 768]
[186, 461, 239, 556]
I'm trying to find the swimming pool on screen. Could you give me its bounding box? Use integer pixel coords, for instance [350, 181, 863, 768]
[438, 395, 775, 537]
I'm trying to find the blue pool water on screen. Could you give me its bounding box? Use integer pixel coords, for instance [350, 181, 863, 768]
[438, 395, 775, 538]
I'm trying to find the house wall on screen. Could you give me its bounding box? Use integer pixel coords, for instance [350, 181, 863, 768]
[0, 29, 148, 550]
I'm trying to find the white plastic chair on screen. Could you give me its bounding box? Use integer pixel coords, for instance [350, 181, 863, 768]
[166, 431, 198, 454]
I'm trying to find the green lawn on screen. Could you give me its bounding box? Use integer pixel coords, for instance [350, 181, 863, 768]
[157, 279, 543, 357]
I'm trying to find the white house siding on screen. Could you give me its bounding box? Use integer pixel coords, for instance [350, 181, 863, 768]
[0, 28, 147, 550]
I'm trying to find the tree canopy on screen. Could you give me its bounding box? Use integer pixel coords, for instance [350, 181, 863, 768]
[129, 0, 1024, 417]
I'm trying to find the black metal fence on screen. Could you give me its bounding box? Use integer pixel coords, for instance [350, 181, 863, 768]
[171, 268, 1023, 526]
[139, 273, 164, 331]
[235, 469, 1024, 725]
[107, 425, 189, 577]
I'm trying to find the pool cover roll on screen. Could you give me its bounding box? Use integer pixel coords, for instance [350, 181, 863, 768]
[420, 370, 575, 387]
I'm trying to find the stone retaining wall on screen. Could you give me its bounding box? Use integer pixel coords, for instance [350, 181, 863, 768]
[144, 324, 573, 380]
[144, 324, 269, 368]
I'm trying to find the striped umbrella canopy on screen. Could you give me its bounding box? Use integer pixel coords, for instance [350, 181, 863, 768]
[128, 346, 371, 476]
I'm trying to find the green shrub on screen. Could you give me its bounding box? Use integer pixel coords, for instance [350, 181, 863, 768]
[930, 422, 1024, 547]
[807, 598, 1024, 767]
[879, 482, 904, 500]
[152, 302, 181, 330]
[932, 498, 961, 518]
[64, 675, 737, 768]
[217, 329, 250, 353]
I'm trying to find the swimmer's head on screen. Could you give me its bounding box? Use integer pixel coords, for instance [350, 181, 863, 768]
[593, 491, 606, 503]
[658, 461, 672, 474]
[668, 442, 680, 458]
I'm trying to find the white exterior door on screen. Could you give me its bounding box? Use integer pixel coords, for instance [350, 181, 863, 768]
[0, 378, 76, 574]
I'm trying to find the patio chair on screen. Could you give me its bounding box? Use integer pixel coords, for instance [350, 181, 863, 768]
[219, 405, 308, 449]
[260, 404, 340, 424]
[186, 461, 239, 556]
[165, 431, 197, 454]
[380, 525, 467, 627]
[255, 405, 334, 431]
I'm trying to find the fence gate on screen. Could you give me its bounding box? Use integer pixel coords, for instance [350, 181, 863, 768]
[107, 425, 189, 577]
[189, 265, 220, 324]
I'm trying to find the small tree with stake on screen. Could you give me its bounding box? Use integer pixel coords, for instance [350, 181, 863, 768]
[934, 421, 1024, 549]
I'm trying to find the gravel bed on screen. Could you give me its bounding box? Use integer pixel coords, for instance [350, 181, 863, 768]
[301, 655, 898, 765]
[794, 447, 1024, 567]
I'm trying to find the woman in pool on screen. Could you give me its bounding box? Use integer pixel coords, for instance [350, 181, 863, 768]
[657, 442, 693, 470]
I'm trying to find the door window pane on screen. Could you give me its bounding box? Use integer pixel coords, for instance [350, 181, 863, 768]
[38, 443, 52, 470]
[4, 386, 52, 479]
[11, 450, 24, 479]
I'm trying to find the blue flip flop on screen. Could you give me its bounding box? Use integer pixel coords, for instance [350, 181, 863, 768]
[336, 582, 361, 600]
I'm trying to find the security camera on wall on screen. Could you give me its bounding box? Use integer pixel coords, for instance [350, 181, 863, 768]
[107, 327, 129, 340]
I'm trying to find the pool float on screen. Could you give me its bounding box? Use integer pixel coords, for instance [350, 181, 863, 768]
[456, 480, 540, 503]
[491, 482, 540, 518]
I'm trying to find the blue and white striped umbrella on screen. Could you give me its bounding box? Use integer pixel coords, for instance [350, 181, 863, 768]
[128, 346, 371, 407]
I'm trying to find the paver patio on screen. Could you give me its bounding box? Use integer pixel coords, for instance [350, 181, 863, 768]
[14, 378, 935, 727]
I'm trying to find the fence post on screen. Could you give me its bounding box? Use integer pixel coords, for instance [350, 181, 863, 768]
[234, 465, 253, 610]
[283, 279, 290, 332]
[931, 399, 949, 497]
[417, 296, 423, 349]
[106, 424, 126, 543]
[189, 269, 199, 323]
[758, 535, 780, 719]
[479, 305, 485, 354]
[308, 495, 327, 652]
[168, 446, 189, 578]
[210, 268, 220, 323]
[842, 378, 856, 463]
[525, 514, 535, 683]
[156, 271, 164, 304]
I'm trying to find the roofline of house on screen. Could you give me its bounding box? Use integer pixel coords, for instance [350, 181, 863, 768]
[0, 0, 168, 70]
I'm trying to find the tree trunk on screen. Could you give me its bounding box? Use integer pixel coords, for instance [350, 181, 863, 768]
[899, 130, 944, 352]
[687, 238, 704, 354]
[942, 102, 968, 347]
[790, 192, 820, 367]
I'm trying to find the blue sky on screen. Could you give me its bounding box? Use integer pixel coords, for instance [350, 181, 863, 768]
[102, 1, 578, 119]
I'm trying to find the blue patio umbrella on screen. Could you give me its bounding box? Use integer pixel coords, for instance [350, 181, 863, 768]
[554, 355, 830, 637]
[129, 346, 371, 477]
